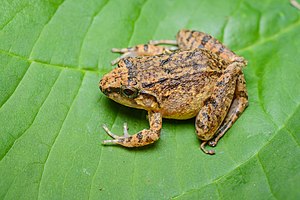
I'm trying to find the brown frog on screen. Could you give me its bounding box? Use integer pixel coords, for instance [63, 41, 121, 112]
[99, 29, 248, 155]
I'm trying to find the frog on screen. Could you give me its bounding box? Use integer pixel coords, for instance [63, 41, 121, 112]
[99, 29, 248, 155]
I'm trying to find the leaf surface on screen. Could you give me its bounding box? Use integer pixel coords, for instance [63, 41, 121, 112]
[0, 0, 300, 199]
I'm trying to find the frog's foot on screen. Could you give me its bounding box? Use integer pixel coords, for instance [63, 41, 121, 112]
[200, 141, 215, 155]
[102, 123, 130, 145]
[101, 118, 161, 147]
[111, 47, 135, 53]
[148, 39, 178, 45]
[148, 40, 179, 51]
[208, 140, 217, 147]
[111, 43, 178, 65]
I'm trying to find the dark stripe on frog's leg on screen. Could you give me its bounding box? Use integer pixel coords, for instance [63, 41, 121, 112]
[186, 30, 195, 42]
[201, 35, 212, 46]
[102, 111, 162, 147]
[143, 44, 148, 51]
[208, 73, 248, 147]
[195, 62, 243, 155]
[215, 46, 224, 55]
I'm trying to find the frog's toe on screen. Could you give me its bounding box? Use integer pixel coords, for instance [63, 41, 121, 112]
[123, 122, 129, 137]
[200, 141, 215, 155]
[111, 47, 134, 53]
[102, 139, 119, 145]
[102, 123, 131, 145]
[102, 124, 121, 139]
[148, 39, 177, 45]
[208, 140, 217, 147]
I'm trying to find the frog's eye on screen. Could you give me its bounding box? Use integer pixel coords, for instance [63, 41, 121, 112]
[121, 86, 139, 98]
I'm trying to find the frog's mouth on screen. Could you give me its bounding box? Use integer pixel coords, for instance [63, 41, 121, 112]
[101, 87, 161, 111]
[106, 92, 144, 110]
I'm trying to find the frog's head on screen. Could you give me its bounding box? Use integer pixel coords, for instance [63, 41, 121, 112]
[99, 58, 160, 111]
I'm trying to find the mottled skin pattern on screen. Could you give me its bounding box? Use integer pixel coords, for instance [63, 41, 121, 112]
[99, 29, 248, 155]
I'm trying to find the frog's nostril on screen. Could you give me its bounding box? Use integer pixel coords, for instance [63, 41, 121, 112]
[99, 80, 107, 94]
[100, 87, 109, 96]
[99, 85, 107, 94]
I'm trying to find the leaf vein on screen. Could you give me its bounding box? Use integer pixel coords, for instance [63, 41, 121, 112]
[172, 121, 298, 199]
[29, 0, 66, 59]
[278, 101, 300, 133]
[0, 69, 63, 162]
[237, 18, 300, 53]
[256, 154, 277, 199]
[87, 146, 103, 199]
[150, 2, 173, 40]
[127, 0, 149, 46]
[0, 50, 101, 74]
[88, 103, 120, 199]
[78, 0, 110, 68]
[37, 73, 85, 200]
[220, 0, 244, 42]
[285, 127, 300, 147]
[0, 3, 30, 30]
[0, 61, 30, 109]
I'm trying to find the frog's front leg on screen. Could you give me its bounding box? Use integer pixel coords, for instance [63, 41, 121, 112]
[102, 111, 162, 147]
[195, 62, 244, 155]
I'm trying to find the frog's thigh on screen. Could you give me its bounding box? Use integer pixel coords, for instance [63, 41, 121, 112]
[208, 73, 248, 147]
[177, 30, 245, 63]
[195, 62, 241, 153]
[103, 111, 162, 147]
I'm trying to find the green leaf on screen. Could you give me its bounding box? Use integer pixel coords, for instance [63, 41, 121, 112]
[1, 0, 300, 199]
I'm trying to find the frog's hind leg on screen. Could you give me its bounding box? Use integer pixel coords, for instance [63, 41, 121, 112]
[102, 111, 162, 147]
[177, 30, 246, 64]
[111, 43, 177, 65]
[195, 62, 244, 155]
[208, 73, 248, 147]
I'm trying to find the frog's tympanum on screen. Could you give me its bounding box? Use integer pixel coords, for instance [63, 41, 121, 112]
[99, 29, 248, 155]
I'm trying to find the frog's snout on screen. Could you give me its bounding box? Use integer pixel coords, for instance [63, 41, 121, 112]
[99, 73, 121, 96]
[99, 77, 108, 95]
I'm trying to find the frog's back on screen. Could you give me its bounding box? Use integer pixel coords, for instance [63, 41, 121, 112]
[122, 48, 230, 119]
[134, 48, 226, 71]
